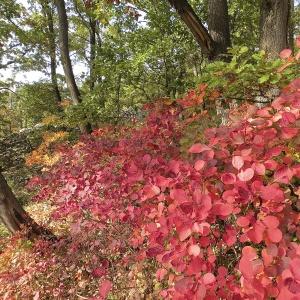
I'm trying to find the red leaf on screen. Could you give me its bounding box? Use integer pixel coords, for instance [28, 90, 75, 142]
[188, 143, 211, 154]
[242, 246, 258, 260]
[188, 244, 201, 256]
[280, 48, 292, 59]
[221, 173, 236, 185]
[262, 248, 274, 267]
[252, 163, 266, 175]
[238, 168, 254, 182]
[142, 185, 160, 200]
[263, 215, 279, 228]
[202, 195, 212, 212]
[170, 189, 188, 203]
[194, 160, 206, 171]
[146, 245, 164, 257]
[274, 166, 293, 184]
[99, 280, 112, 299]
[260, 184, 284, 202]
[281, 127, 298, 139]
[192, 222, 210, 236]
[264, 159, 278, 170]
[169, 160, 180, 174]
[223, 228, 237, 246]
[156, 175, 171, 188]
[195, 284, 207, 299]
[266, 146, 284, 159]
[267, 228, 282, 243]
[178, 226, 192, 241]
[174, 277, 194, 294]
[247, 222, 265, 243]
[237, 216, 250, 227]
[92, 268, 106, 278]
[187, 257, 203, 274]
[232, 156, 244, 170]
[281, 112, 296, 124]
[239, 257, 263, 279]
[238, 257, 252, 279]
[213, 203, 232, 216]
[290, 258, 300, 281]
[202, 273, 216, 285]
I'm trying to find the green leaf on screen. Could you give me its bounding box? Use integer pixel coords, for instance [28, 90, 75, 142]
[239, 46, 249, 54]
[258, 75, 270, 84]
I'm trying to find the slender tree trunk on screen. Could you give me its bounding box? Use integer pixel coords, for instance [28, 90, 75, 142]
[42, 0, 62, 103]
[0, 171, 54, 239]
[207, 0, 231, 60]
[54, 0, 92, 134]
[115, 74, 121, 122]
[288, 0, 295, 52]
[259, 0, 289, 58]
[55, 0, 80, 104]
[89, 17, 96, 92]
[167, 0, 214, 57]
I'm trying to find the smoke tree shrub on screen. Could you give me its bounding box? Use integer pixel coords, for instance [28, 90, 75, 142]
[0, 47, 299, 299]
[21, 77, 300, 299]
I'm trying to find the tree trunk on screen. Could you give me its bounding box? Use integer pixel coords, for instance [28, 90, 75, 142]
[41, 0, 62, 103]
[167, 0, 214, 57]
[167, 0, 231, 60]
[0, 171, 54, 239]
[288, 0, 295, 52]
[259, 0, 289, 58]
[115, 73, 122, 121]
[89, 17, 96, 92]
[54, 0, 92, 134]
[207, 0, 231, 60]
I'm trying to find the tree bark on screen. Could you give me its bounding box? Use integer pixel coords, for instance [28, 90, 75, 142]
[167, 0, 231, 60]
[89, 17, 97, 92]
[0, 171, 54, 239]
[41, 0, 62, 103]
[167, 0, 214, 57]
[207, 0, 231, 60]
[259, 0, 289, 58]
[288, 0, 295, 52]
[115, 73, 122, 120]
[54, 0, 92, 134]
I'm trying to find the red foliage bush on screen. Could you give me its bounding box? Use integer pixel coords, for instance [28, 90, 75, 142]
[21, 76, 300, 299]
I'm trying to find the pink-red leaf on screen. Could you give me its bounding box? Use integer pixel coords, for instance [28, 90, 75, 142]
[290, 258, 300, 281]
[281, 127, 298, 139]
[267, 228, 282, 243]
[188, 143, 211, 154]
[238, 168, 254, 182]
[194, 160, 206, 171]
[221, 173, 236, 185]
[263, 216, 279, 228]
[274, 166, 293, 184]
[232, 156, 244, 170]
[280, 48, 292, 59]
[99, 280, 112, 299]
[174, 277, 194, 294]
[188, 244, 201, 257]
[242, 246, 258, 260]
[178, 226, 192, 241]
[202, 273, 216, 285]
[213, 203, 232, 216]
[237, 216, 250, 227]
